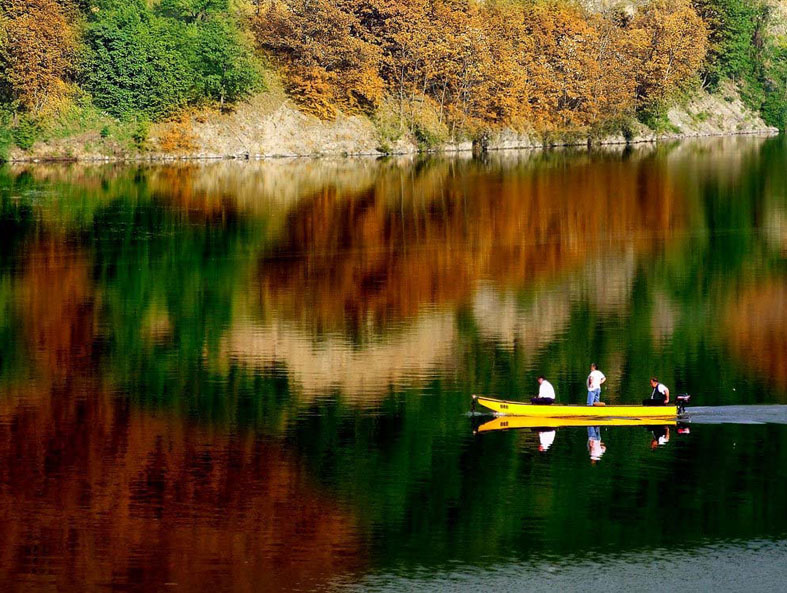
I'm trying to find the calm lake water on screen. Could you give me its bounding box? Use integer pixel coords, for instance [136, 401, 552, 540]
[0, 137, 785, 592]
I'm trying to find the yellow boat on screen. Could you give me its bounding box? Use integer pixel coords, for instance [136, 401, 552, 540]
[475, 415, 677, 433]
[472, 395, 677, 419]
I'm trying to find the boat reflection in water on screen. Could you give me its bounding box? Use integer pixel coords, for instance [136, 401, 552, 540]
[474, 416, 679, 461]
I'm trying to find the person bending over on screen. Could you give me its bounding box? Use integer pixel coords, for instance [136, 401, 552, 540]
[643, 377, 670, 406]
[531, 376, 556, 405]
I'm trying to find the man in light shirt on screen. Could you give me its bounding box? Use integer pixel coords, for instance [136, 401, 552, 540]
[530, 376, 555, 405]
[586, 363, 606, 406]
[643, 377, 670, 406]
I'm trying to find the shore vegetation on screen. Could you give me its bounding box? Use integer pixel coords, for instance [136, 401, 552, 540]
[0, 0, 784, 158]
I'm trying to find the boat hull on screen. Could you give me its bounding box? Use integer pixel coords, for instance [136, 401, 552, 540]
[473, 395, 677, 418]
[476, 416, 677, 432]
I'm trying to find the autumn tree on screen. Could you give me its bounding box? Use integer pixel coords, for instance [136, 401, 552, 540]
[0, 0, 78, 111]
[467, 0, 533, 129]
[516, 1, 635, 132]
[624, 0, 709, 107]
[253, 0, 385, 118]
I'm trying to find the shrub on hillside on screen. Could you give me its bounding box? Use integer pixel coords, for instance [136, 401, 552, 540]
[81, 0, 261, 119]
[693, 0, 786, 127]
[761, 41, 787, 129]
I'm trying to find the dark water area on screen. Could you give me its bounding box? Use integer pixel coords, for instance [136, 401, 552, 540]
[0, 136, 785, 591]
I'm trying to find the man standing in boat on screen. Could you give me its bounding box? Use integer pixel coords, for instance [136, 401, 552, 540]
[643, 377, 670, 406]
[531, 376, 556, 405]
[586, 363, 606, 406]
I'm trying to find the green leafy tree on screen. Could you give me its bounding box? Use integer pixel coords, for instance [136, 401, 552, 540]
[693, 0, 786, 127]
[761, 40, 787, 129]
[182, 16, 261, 108]
[81, 0, 192, 119]
[157, 0, 228, 22]
[693, 0, 765, 85]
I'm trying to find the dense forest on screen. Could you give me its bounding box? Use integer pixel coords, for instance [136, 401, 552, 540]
[0, 0, 785, 157]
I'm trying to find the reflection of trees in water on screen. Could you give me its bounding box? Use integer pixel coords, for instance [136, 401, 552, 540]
[258, 152, 687, 333]
[3, 139, 785, 404]
[0, 385, 362, 591]
[13, 241, 98, 381]
[0, 141, 786, 582]
[219, 311, 457, 402]
[0, 241, 362, 589]
[472, 252, 638, 354]
[725, 280, 787, 392]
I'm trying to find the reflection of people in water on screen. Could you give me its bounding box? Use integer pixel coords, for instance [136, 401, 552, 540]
[587, 426, 606, 462]
[536, 429, 556, 452]
[643, 377, 670, 406]
[649, 426, 671, 449]
[530, 375, 556, 405]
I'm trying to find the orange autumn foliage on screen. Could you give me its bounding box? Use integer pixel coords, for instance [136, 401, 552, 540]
[158, 112, 199, 153]
[253, 0, 385, 118]
[0, 383, 363, 591]
[624, 0, 709, 105]
[522, 0, 634, 131]
[253, 0, 708, 134]
[0, 0, 78, 110]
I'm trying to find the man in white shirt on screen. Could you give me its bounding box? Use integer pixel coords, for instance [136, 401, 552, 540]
[586, 363, 606, 406]
[643, 377, 670, 406]
[531, 376, 555, 405]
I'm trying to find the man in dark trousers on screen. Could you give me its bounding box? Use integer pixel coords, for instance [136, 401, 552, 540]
[531, 376, 556, 405]
[643, 377, 670, 406]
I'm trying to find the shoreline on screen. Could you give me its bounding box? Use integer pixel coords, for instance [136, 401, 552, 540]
[4, 127, 780, 165]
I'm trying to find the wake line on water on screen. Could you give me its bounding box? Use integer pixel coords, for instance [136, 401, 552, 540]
[685, 405, 787, 425]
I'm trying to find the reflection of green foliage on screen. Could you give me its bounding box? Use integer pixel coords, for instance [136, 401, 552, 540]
[0, 170, 36, 382]
[0, 277, 24, 383]
[84, 197, 271, 397]
[282, 385, 787, 566]
[0, 168, 36, 265]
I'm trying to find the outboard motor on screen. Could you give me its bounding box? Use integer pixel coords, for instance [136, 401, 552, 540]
[676, 393, 691, 415]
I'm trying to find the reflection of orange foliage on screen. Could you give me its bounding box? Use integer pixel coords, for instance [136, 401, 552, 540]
[149, 165, 240, 222]
[3, 236, 361, 589]
[725, 281, 787, 391]
[0, 385, 361, 591]
[15, 241, 97, 380]
[260, 156, 687, 328]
